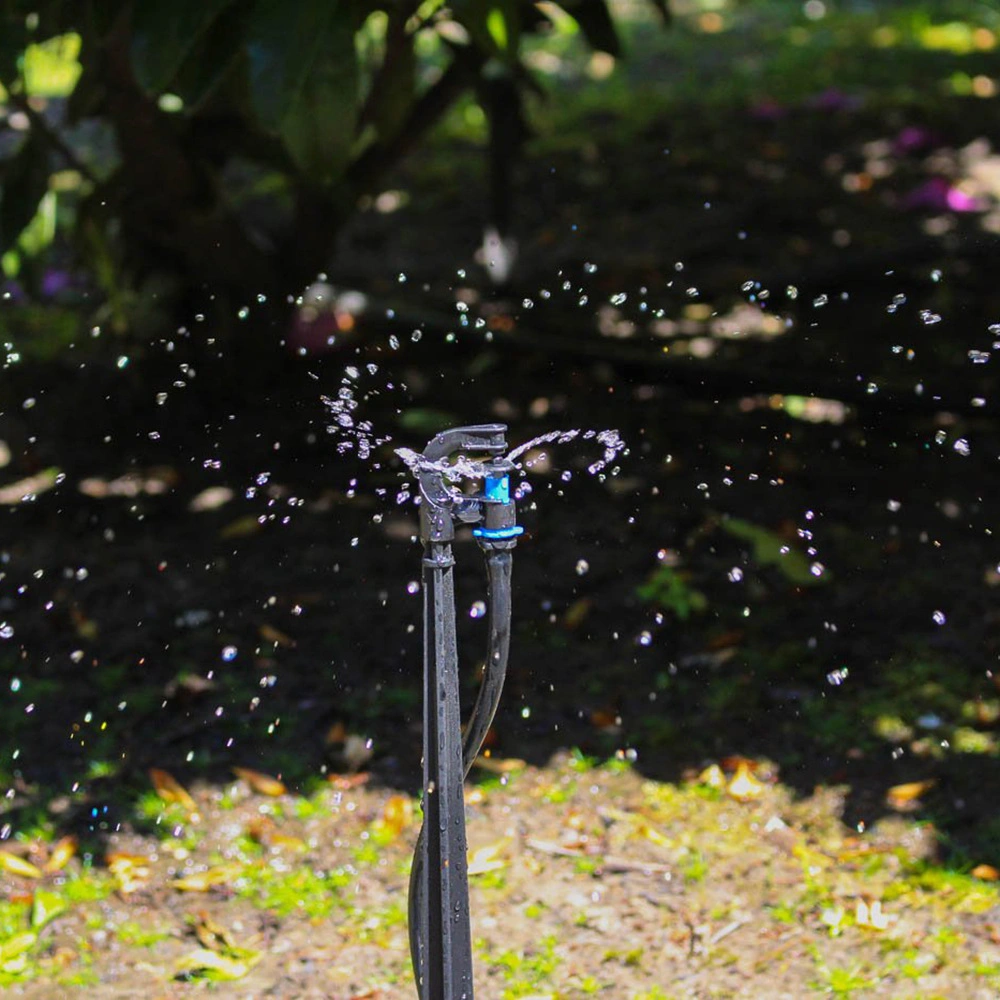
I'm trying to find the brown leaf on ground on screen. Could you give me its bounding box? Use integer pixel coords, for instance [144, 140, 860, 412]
[232, 767, 286, 797]
[42, 835, 77, 874]
[886, 779, 936, 811]
[149, 768, 198, 813]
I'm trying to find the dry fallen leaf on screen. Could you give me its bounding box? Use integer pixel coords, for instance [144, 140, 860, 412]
[42, 835, 77, 874]
[380, 794, 414, 839]
[106, 852, 153, 894]
[173, 865, 240, 892]
[697, 763, 726, 789]
[149, 768, 198, 813]
[0, 852, 43, 879]
[472, 756, 527, 775]
[258, 623, 296, 648]
[855, 898, 892, 930]
[328, 772, 370, 790]
[971, 863, 1000, 881]
[727, 760, 766, 802]
[193, 910, 238, 952]
[232, 767, 286, 797]
[563, 598, 592, 629]
[467, 840, 510, 876]
[175, 948, 258, 981]
[220, 515, 263, 539]
[886, 779, 936, 811]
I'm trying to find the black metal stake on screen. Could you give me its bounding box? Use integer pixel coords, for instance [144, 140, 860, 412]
[409, 425, 522, 1000]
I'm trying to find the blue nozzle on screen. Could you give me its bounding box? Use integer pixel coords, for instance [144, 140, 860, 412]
[484, 475, 510, 504]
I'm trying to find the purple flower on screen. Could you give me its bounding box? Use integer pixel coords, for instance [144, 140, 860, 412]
[41, 268, 72, 298]
[892, 125, 938, 156]
[806, 87, 863, 112]
[901, 177, 983, 212]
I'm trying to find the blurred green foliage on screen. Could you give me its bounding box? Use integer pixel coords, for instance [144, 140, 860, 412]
[0, 0, 666, 334]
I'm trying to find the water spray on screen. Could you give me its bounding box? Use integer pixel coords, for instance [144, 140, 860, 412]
[409, 424, 522, 1000]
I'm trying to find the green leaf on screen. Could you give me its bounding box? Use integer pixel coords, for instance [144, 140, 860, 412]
[274, 15, 359, 183]
[244, 0, 338, 130]
[0, 129, 50, 254]
[720, 517, 827, 586]
[360, 11, 416, 141]
[30, 890, 67, 929]
[556, 1, 620, 56]
[130, 0, 235, 94]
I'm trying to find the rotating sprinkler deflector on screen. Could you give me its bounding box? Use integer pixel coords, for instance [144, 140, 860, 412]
[409, 425, 523, 1000]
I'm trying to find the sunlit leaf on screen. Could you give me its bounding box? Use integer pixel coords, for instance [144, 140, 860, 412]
[232, 767, 286, 797]
[467, 839, 510, 875]
[697, 763, 726, 789]
[328, 772, 370, 790]
[30, 889, 67, 929]
[0, 931, 37, 966]
[0, 468, 60, 505]
[42, 835, 77, 874]
[149, 768, 198, 813]
[173, 865, 240, 892]
[472, 756, 526, 775]
[0, 851, 43, 879]
[886, 779, 936, 810]
[193, 910, 239, 952]
[175, 947, 258, 981]
[855, 898, 892, 930]
[106, 852, 153, 894]
[380, 794, 414, 839]
[727, 761, 765, 802]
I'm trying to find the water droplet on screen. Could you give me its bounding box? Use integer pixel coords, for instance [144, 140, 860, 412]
[407, 581, 420, 595]
[575, 559, 589, 576]
[116, 355, 129, 369]
[237, 306, 250, 320]
[932, 610, 946, 625]
[953, 438, 971, 456]
[221, 645, 238, 661]
[968, 350, 990, 364]
[388, 335, 400, 350]
[919, 309, 942, 325]
[812, 294, 828, 308]
[638, 631, 652, 646]
[0, 623, 14, 640]
[411, 329, 422, 342]
[469, 601, 486, 619]
[728, 567, 743, 582]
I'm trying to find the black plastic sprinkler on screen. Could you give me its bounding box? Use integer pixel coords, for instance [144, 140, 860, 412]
[409, 424, 522, 1000]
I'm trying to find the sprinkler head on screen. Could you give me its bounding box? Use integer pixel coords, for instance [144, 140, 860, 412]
[418, 425, 509, 544]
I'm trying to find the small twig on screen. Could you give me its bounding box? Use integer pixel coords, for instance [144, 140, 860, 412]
[6, 90, 99, 185]
[525, 838, 671, 875]
[708, 918, 748, 945]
